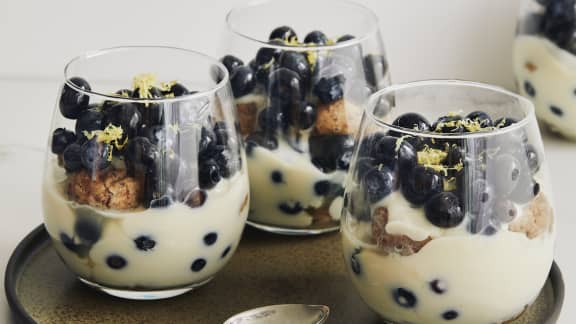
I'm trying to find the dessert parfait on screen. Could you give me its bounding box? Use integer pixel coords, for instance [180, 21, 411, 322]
[342, 81, 555, 324]
[514, 0, 576, 140]
[42, 47, 249, 299]
[223, 0, 389, 234]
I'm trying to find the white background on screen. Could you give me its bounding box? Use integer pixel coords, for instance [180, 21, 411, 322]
[2, 0, 575, 323]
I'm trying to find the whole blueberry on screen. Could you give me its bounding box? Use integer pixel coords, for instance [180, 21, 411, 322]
[62, 143, 83, 172]
[258, 106, 287, 133]
[442, 310, 459, 320]
[164, 82, 189, 97]
[74, 208, 102, 244]
[364, 54, 388, 88]
[424, 192, 464, 228]
[213, 122, 230, 147]
[126, 137, 159, 167]
[466, 110, 494, 128]
[220, 55, 244, 74]
[230, 66, 256, 98]
[191, 258, 207, 272]
[133, 86, 163, 100]
[80, 138, 112, 172]
[268, 68, 304, 105]
[106, 255, 127, 269]
[313, 75, 344, 104]
[214, 149, 241, 178]
[432, 115, 464, 134]
[430, 279, 447, 294]
[392, 288, 417, 308]
[278, 51, 311, 86]
[245, 132, 278, 155]
[199, 159, 222, 189]
[397, 140, 417, 175]
[199, 127, 219, 158]
[269, 26, 298, 42]
[271, 170, 284, 184]
[367, 135, 398, 168]
[203, 232, 218, 246]
[75, 109, 105, 136]
[337, 150, 353, 170]
[290, 101, 317, 130]
[445, 144, 464, 166]
[361, 166, 395, 203]
[541, 0, 576, 48]
[309, 134, 354, 172]
[255, 46, 279, 66]
[523, 81, 537, 98]
[525, 144, 540, 174]
[59, 77, 91, 119]
[51, 128, 77, 154]
[391, 113, 431, 132]
[107, 103, 142, 138]
[304, 30, 328, 45]
[401, 166, 444, 205]
[134, 236, 156, 251]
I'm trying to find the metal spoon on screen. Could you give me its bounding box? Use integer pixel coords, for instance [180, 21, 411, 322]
[224, 304, 330, 324]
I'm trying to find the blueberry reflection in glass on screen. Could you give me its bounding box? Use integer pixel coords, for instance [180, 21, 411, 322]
[42, 47, 249, 300]
[514, 0, 576, 140]
[223, 0, 389, 234]
[342, 81, 555, 324]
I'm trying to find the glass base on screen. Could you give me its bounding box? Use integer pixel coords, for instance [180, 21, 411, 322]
[247, 220, 339, 236]
[79, 277, 213, 300]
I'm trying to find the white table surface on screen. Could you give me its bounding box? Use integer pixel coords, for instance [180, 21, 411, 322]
[0, 79, 574, 323]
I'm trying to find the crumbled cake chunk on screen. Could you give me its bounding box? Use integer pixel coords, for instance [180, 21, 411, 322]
[372, 206, 431, 256]
[237, 102, 259, 136]
[315, 99, 349, 135]
[509, 192, 553, 239]
[68, 168, 142, 210]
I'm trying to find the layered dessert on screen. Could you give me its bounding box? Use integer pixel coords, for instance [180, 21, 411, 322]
[43, 74, 249, 291]
[514, 0, 576, 140]
[221, 26, 388, 231]
[342, 112, 554, 323]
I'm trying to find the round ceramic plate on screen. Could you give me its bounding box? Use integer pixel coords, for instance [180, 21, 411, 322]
[5, 225, 564, 324]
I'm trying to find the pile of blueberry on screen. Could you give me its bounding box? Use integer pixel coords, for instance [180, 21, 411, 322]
[52, 76, 241, 209]
[220, 26, 386, 170]
[349, 111, 541, 235]
[529, 0, 576, 51]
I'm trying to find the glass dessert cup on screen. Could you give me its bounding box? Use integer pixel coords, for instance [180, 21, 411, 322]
[42, 47, 250, 300]
[222, 0, 390, 235]
[341, 80, 555, 323]
[514, 0, 576, 140]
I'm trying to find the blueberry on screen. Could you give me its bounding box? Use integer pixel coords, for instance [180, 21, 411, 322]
[314, 180, 331, 196]
[541, 0, 576, 48]
[355, 157, 378, 181]
[230, 66, 256, 98]
[278, 51, 311, 86]
[62, 143, 83, 172]
[466, 110, 494, 128]
[397, 140, 417, 175]
[245, 132, 279, 155]
[391, 113, 431, 132]
[424, 192, 464, 228]
[191, 258, 207, 272]
[268, 67, 304, 106]
[304, 30, 328, 45]
[442, 310, 459, 320]
[430, 279, 447, 294]
[164, 82, 189, 97]
[60, 233, 77, 252]
[220, 55, 244, 74]
[269, 26, 298, 42]
[361, 166, 394, 203]
[214, 150, 241, 178]
[141, 124, 174, 147]
[445, 144, 464, 166]
[362, 134, 398, 168]
[258, 106, 287, 133]
[523, 81, 536, 98]
[337, 34, 355, 42]
[199, 126, 219, 158]
[494, 117, 517, 128]
[51, 128, 77, 154]
[309, 134, 354, 172]
[74, 208, 101, 244]
[221, 246, 232, 258]
[364, 54, 388, 88]
[59, 77, 91, 119]
[80, 138, 111, 172]
[271, 170, 284, 184]
[75, 109, 105, 136]
[489, 154, 521, 196]
[351, 248, 362, 275]
[134, 236, 156, 251]
[185, 189, 207, 208]
[249, 59, 272, 87]
[525, 144, 540, 174]
[133, 86, 163, 100]
[213, 122, 230, 146]
[278, 202, 304, 214]
[150, 195, 173, 208]
[550, 105, 564, 116]
[203, 232, 218, 246]
[392, 288, 417, 308]
[125, 137, 159, 167]
[432, 115, 464, 133]
[337, 150, 353, 170]
[290, 102, 317, 130]
[313, 75, 344, 104]
[106, 103, 142, 138]
[199, 159, 222, 189]
[106, 255, 127, 269]
[255, 46, 278, 66]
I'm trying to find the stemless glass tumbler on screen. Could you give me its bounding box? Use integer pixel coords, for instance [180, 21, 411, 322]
[342, 81, 555, 323]
[222, 0, 390, 235]
[42, 47, 249, 300]
[514, 0, 576, 140]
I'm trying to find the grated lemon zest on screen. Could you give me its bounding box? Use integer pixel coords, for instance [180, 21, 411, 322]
[160, 81, 177, 92]
[133, 73, 158, 99]
[82, 124, 127, 153]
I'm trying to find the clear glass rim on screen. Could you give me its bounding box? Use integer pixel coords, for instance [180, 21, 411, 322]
[366, 79, 536, 139]
[225, 0, 380, 52]
[63, 46, 230, 103]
